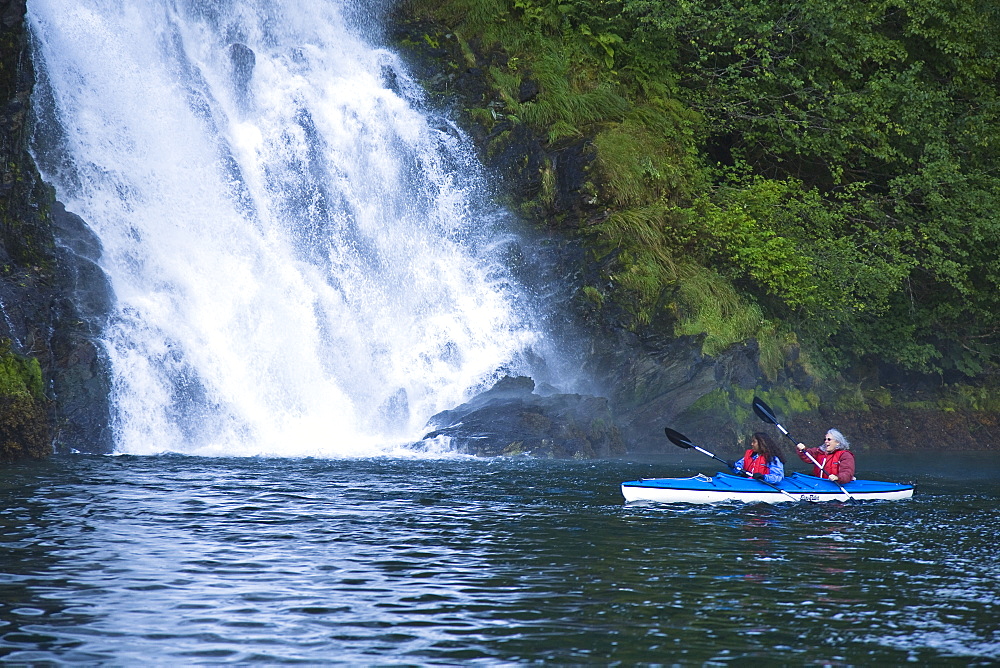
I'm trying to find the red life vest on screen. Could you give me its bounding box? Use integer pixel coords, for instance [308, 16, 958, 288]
[812, 449, 847, 478]
[742, 451, 771, 475]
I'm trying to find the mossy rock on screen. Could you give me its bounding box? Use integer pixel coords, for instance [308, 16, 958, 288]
[0, 338, 44, 400]
[0, 393, 49, 461]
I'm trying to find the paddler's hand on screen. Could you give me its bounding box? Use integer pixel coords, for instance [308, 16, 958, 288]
[828, 474, 838, 482]
[745, 472, 765, 480]
[796, 442, 806, 451]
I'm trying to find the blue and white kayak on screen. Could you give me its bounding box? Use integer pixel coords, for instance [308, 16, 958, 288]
[621, 471, 914, 504]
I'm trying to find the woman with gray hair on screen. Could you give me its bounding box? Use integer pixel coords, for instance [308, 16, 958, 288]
[796, 429, 856, 484]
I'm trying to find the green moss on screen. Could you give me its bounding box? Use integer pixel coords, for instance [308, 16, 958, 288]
[865, 387, 893, 409]
[671, 264, 769, 358]
[517, 63, 630, 141]
[0, 394, 50, 461]
[754, 387, 821, 417]
[756, 327, 790, 383]
[0, 340, 50, 462]
[825, 382, 1000, 414]
[488, 65, 522, 109]
[685, 389, 754, 433]
[831, 386, 870, 412]
[933, 385, 1000, 412]
[899, 400, 937, 410]
[538, 159, 556, 206]
[0, 339, 45, 401]
[485, 127, 512, 158]
[592, 102, 704, 207]
[502, 440, 526, 455]
[689, 388, 739, 416]
[581, 285, 603, 307]
[467, 106, 497, 128]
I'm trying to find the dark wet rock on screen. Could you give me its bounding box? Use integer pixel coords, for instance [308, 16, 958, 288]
[380, 63, 401, 95]
[424, 376, 625, 458]
[517, 77, 539, 103]
[484, 122, 546, 202]
[229, 43, 255, 111]
[0, 0, 22, 29]
[787, 407, 1000, 453]
[229, 43, 255, 88]
[580, 327, 762, 453]
[0, 0, 114, 456]
[378, 387, 410, 427]
[551, 140, 593, 218]
[48, 203, 114, 453]
[462, 66, 488, 97]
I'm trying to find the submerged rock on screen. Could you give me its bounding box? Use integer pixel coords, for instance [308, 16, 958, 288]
[229, 43, 255, 89]
[229, 43, 255, 112]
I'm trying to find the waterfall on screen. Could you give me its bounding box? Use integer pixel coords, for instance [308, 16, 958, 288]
[28, 0, 554, 456]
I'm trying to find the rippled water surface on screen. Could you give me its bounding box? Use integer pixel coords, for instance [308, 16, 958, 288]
[1, 452, 998, 664]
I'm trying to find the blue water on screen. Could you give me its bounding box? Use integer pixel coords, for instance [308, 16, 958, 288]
[1, 452, 998, 664]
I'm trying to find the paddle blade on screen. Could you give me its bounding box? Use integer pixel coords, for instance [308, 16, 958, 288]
[752, 397, 779, 425]
[753, 396, 796, 442]
[663, 427, 694, 449]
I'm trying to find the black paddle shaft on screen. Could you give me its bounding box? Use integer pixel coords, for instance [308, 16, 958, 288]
[664, 427, 735, 471]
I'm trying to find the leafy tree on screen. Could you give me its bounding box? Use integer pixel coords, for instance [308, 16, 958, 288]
[620, 0, 1000, 374]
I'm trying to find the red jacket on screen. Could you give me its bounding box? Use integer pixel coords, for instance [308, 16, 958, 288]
[742, 450, 772, 475]
[798, 447, 855, 484]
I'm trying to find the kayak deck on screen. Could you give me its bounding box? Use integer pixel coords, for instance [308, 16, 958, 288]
[621, 472, 914, 504]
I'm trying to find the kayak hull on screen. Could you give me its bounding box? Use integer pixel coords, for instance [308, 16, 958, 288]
[621, 472, 913, 504]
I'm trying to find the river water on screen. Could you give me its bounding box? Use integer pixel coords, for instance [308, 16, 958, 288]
[2, 452, 997, 664]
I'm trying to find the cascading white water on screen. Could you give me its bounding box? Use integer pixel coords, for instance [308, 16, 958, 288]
[28, 0, 552, 456]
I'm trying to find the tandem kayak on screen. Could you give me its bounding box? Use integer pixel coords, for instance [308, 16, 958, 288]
[621, 471, 914, 504]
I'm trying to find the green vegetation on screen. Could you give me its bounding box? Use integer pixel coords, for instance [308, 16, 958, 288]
[0, 339, 49, 461]
[0, 339, 44, 400]
[402, 0, 1000, 382]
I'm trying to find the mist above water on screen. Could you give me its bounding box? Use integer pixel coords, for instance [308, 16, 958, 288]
[28, 0, 562, 456]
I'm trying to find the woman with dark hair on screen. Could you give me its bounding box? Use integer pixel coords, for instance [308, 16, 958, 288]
[733, 432, 785, 483]
[796, 429, 856, 484]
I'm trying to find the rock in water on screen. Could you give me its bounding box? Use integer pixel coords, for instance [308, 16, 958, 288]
[424, 376, 624, 458]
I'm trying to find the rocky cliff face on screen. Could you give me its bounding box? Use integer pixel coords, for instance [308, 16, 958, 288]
[0, 0, 113, 457]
